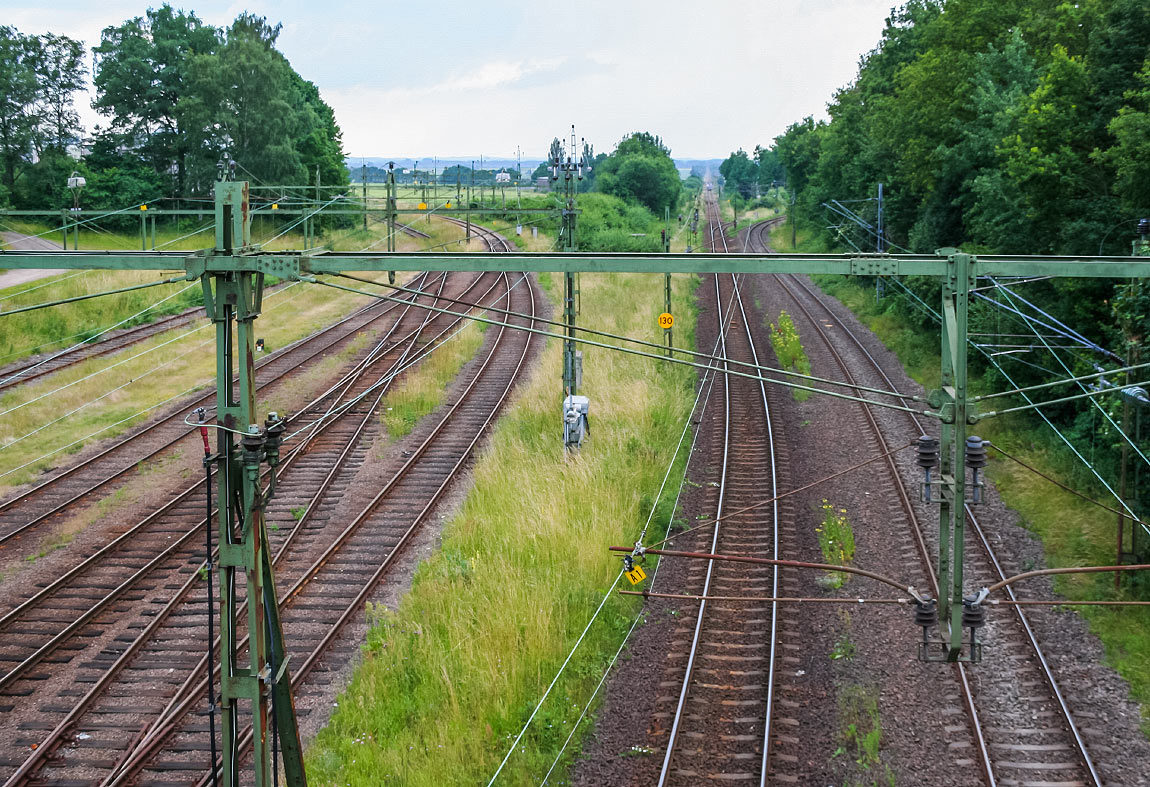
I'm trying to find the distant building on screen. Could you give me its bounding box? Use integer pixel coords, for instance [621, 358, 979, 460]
[495, 170, 512, 183]
[536, 176, 550, 191]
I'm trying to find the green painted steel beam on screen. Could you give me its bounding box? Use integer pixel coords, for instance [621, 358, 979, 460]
[3, 249, 1149, 278]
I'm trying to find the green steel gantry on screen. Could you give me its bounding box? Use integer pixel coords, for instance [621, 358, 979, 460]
[2, 178, 1149, 786]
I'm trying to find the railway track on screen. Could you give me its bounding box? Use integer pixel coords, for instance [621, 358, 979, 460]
[0, 254, 538, 785]
[745, 217, 1102, 786]
[0, 273, 453, 548]
[652, 197, 790, 785]
[0, 305, 206, 394]
[438, 215, 514, 252]
[0, 216, 502, 551]
[0, 220, 439, 397]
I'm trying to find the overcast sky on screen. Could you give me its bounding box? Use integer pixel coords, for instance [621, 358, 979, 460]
[2, 0, 895, 160]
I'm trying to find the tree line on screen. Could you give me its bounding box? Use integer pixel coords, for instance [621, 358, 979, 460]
[0, 4, 347, 213]
[767, 0, 1148, 258]
[729, 0, 1150, 514]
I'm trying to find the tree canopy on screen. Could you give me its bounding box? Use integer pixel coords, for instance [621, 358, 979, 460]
[766, 0, 1150, 256]
[2, 4, 346, 211]
[595, 131, 681, 215]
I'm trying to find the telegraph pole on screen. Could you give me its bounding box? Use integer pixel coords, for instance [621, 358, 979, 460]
[361, 162, 368, 232]
[664, 206, 673, 357]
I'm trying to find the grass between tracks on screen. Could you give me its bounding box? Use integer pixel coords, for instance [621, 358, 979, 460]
[306, 263, 700, 785]
[381, 319, 486, 442]
[773, 216, 1150, 733]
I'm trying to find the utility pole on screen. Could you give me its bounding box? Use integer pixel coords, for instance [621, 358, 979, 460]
[208, 174, 305, 787]
[361, 162, 368, 232]
[664, 205, 673, 357]
[386, 162, 396, 285]
[468, 161, 474, 244]
[790, 190, 797, 250]
[876, 182, 885, 253]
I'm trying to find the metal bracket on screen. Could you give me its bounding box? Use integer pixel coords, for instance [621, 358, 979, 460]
[850, 257, 899, 276]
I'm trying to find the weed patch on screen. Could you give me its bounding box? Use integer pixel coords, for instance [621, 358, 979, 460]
[816, 500, 855, 588]
[769, 311, 811, 401]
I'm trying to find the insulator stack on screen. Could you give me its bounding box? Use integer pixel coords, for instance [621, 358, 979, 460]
[916, 435, 939, 502]
[966, 435, 988, 502]
[914, 598, 938, 645]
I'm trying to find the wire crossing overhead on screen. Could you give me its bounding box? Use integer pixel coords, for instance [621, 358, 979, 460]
[2, 178, 1149, 786]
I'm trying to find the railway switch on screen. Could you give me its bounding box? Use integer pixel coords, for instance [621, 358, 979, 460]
[563, 394, 589, 448]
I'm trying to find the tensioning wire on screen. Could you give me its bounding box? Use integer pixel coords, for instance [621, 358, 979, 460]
[286, 272, 469, 446]
[886, 276, 1146, 533]
[336, 273, 918, 404]
[0, 280, 200, 388]
[0, 321, 212, 419]
[0, 282, 307, 481]
[0, 276, 187, 318]
[0, 330, 214, 453]
[0, 279, 305, 422]
[986, 278, 1119, 360]
[0, 269, 92, 304]
[982, 378, 1150, 419]
[0, 383, 204, 483]
[306, 277, 934, 419]
[991, 279, 1150, 469]
[282, 275, 525, 444]
[493, 277, 736, 787]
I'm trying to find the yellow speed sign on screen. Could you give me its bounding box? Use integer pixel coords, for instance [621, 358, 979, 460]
[658, 312, 674, 330]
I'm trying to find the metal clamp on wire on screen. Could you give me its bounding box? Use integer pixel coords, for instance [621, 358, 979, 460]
[631, 540, 646, 563]
[263, 412, 286, 500]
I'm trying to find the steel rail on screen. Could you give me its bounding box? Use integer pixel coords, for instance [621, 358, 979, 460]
[781, 264, 1100, 786]
[0, 272, 487, 701]
[98, 271, 515, 784]
[750, 218, 1101, 786]
[0, 274, 443, 546]
[747, 219, 995, 784]
[658, 194, 780, 786]
[0, 272, 504, 786]
[111, 270, 536, 787]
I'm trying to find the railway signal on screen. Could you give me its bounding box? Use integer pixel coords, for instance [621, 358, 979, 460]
[4, 169, 1150, 786]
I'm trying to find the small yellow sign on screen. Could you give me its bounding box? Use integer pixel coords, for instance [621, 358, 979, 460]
[271, 203, 279, 210]
[418, 202, 428, 211]
[658, 312, 674, 330]
[624, 565, 647, 585]
[139, 204, 148, 211]
[445, 201, 452, 209]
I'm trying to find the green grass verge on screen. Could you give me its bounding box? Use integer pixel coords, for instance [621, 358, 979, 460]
[306, 266, 699, 785]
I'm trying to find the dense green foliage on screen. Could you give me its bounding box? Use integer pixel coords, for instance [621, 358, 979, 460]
[718, 146, 784, 199]
[595, 132, 682, 215]
[759, 0, 1150, 437]
[757, 0, 1150, 579]
[0, 27, 85, 200]
[770, 0, 1148, 257]
[2, 5, 346, 213]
